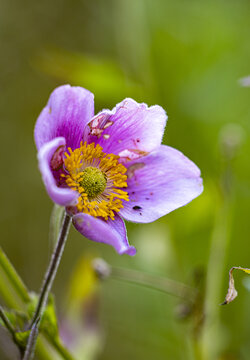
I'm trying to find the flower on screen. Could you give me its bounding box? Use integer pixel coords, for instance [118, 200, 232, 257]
[34, 85, 203, 256]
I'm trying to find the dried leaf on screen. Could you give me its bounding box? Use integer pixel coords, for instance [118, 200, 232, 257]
[221, 266, 250, 305]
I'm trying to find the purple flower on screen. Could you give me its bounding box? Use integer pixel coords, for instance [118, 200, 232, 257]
[34, 85, 203, 256]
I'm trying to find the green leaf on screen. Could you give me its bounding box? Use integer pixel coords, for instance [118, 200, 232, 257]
[15, 330, 31, 348]
[0, 309, 28, 330]
[41, 295, 58, 338]
[27, 293, 59, 338]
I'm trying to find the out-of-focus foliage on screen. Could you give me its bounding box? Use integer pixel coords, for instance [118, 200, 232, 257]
[1, 0, 250, 359]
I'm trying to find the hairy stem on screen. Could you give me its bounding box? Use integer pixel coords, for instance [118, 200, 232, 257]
[24, 212, 71, 360]
[23, 317, 40, 360]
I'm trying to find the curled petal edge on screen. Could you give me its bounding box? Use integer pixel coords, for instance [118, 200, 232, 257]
[38, 137, 78, 206]
[72, 213, 136, 256]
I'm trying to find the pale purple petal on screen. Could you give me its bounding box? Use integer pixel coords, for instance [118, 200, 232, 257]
[84, 98, 167, 160]
[72, 213, 136, 256]
[35, 85, 94, 150]
[38, 137, 78, 206]
[119, 145, 203, 223]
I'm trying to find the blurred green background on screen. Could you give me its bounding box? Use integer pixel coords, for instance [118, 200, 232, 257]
[1, 0, 250, 359]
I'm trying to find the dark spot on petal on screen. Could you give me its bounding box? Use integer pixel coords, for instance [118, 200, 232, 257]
[133, 206, 142, 211]
[136, 138, 140, 143]
[132, 191, 135, 195]
[140, 213, 142, 215]
[145, 197, 150, 200]
[150, 192, 154, 196]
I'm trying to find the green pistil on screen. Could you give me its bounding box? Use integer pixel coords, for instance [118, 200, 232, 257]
[80, 166, 107, 199]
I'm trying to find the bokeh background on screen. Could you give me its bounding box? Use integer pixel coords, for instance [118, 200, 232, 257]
[1, 0, 250, 359]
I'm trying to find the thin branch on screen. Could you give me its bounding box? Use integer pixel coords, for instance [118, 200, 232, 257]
[23, 212, 71, 360]
[30, 213, 71, 328]
[23, 317, 40, 360]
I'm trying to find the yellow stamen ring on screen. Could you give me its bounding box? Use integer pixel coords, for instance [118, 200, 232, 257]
[61, 142, 129, 220]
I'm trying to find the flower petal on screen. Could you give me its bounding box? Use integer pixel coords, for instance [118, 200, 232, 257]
[84, 98, 167, 159]
[35, 85, 94, 150]
[72, 213, 136, 256]
[119, 145, 203, 223]
[38, 137, 78, 206]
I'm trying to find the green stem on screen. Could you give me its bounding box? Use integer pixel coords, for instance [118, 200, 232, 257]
[0, 271, 22, 309]
[36, 338, 55, 360]
[111, 267, 197, 301]
[25, 212, 71, 360]
[200, 200, 232, 360]
[0, 247, 30, 303]
[0, 306, 17, 341]
[46, 335, 75, 360]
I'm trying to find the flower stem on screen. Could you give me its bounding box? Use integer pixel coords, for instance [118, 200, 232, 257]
[23, 317, 40, 360]
[25, 212, 71, 360]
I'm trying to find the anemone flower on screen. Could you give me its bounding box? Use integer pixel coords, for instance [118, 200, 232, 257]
[35, 85, 203, 256]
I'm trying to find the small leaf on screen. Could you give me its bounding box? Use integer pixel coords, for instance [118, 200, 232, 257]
[222, 266, 250, 305]
[41, 295, 58, 338]
[15, 330, 31, 348]
[27, 293, 59, 337]
[0, 309, 29, 330]
[27, 293, 39, 319]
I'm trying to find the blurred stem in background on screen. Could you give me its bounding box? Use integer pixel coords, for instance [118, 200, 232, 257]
[199, 124, 244, 360]
[111, 266, 197, 301]
[114, 0, 156, 101]
[199, 199, 232, 360]
[92, 257, 198, 301]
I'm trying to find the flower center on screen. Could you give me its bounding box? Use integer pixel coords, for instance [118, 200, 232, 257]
[80, 166, 107, 200]
[61, 142, 129, 220]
